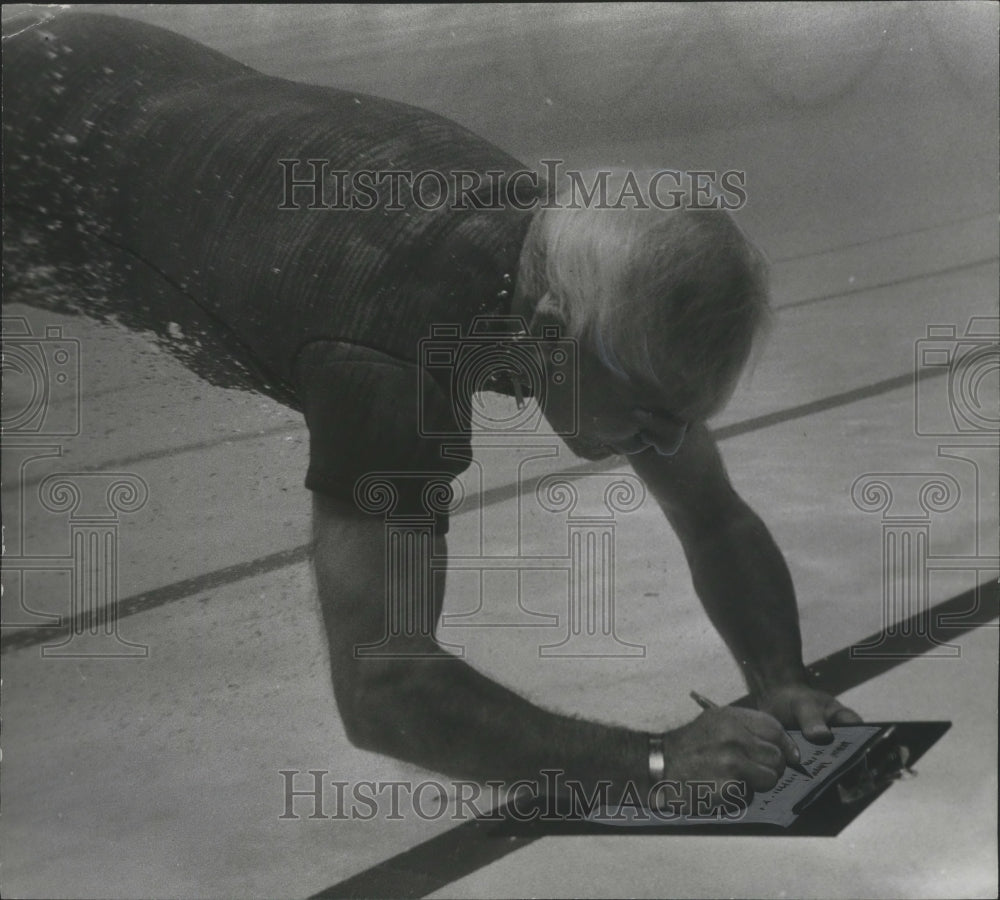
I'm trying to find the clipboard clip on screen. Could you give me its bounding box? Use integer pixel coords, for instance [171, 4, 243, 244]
[836, 725, 914, 805]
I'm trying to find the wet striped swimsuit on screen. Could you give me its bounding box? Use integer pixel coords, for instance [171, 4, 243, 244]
[4, 11, 538, 532]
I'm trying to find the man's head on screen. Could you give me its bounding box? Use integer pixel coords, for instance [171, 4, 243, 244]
[513, 181, 771, 458]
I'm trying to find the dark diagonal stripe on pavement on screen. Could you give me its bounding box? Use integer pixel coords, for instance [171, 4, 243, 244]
[1, 544, 312, 652]
[774, 256, 997, 311]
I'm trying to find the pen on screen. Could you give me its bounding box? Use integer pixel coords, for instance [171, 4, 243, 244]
[689, 690, 813, 779]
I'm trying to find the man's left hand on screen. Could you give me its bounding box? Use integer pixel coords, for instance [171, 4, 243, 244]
[756, 683, 863, 744]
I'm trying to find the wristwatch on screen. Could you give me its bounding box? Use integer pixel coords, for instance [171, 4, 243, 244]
[648, 733, 666, 785]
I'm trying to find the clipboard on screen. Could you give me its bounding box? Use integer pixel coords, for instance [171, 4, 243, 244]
[492, 721, 951, 837]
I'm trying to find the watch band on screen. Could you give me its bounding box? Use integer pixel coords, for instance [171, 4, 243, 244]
[648, 733, 666, 785]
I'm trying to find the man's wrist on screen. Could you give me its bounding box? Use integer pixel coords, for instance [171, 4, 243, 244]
[747, 662, 811, 697]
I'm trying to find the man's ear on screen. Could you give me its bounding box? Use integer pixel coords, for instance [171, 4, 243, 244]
[528, 292, 568, 337]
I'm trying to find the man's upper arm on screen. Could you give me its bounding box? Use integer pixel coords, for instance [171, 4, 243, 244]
[626, 422, 744, 544]
[310, 491, 448, 745]
[295, 340, 459, 686]
[310, 490, 444, 650]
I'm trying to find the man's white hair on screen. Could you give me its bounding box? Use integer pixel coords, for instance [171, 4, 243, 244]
[515, 171, 772, 415]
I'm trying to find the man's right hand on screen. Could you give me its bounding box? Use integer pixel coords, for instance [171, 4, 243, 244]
[661, 706, 802, 796]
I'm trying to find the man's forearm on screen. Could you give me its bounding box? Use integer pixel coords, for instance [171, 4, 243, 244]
[682, 503, 809, 697]
[351, 647, 651, 799]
